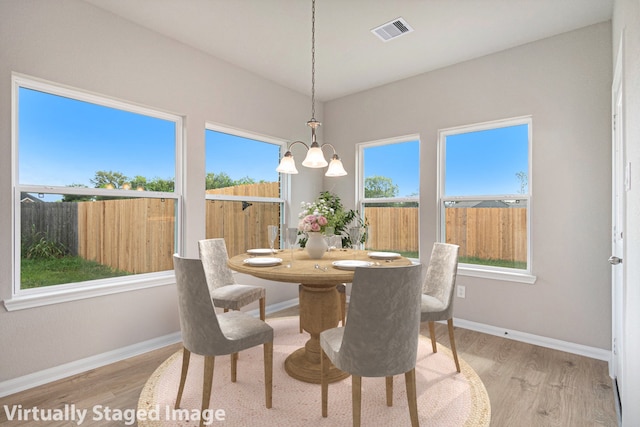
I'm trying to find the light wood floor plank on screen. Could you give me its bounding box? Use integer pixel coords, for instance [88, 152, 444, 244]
[427, 321, 616, 427]
[0, 308, 616, 426]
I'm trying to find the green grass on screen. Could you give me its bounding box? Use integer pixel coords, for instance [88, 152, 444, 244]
[367, 249, 419, 259]
[21, 256, 130, 289]
[398, 250, 419, 259]
[370, 251, 524, 269]
[19, 252, 523, 290]
[459, 256, 526, 270]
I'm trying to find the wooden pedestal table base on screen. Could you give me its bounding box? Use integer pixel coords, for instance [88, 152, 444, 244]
[226, 249, 411, 384]
[285, 283, 349, 384]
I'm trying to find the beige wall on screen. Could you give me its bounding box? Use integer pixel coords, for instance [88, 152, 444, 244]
[0, 0, 623, 402]
[612, 0, 640, 424]
[324, 22, 613, 349]
[0, 0, 318, 383]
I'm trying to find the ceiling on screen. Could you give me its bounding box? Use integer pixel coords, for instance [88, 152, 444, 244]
[83, 0, 613, 102]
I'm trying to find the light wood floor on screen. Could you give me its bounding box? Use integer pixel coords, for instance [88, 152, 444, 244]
[0, 306, 618, 426]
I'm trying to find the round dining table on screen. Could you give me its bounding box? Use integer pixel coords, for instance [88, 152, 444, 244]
[227, 248, 412, 384]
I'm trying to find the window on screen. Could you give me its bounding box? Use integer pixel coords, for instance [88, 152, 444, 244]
[357, 136, 420, 258]
[438, 116, 534, 283]
[9, 75, 182, 309]
[205, 125, 285, 257]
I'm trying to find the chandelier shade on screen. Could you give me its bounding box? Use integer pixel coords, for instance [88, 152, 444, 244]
[325, 155, 347, 177]
[275, 153, 299, 174]
[301, 144, 328, 168]
[276, 0, 347, 177]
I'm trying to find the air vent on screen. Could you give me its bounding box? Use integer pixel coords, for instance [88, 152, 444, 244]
[371, 17, 414, 42]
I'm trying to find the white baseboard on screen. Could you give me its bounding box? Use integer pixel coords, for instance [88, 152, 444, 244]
[0, 301, 612, 399]
[247, 302, 610, 362]
[0, 332, 182, 398]
[0, 299, 301, 399]
[453, 318, 611, 362]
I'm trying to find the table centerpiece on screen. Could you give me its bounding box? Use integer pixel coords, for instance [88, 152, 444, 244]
[298, 191, 366, 258]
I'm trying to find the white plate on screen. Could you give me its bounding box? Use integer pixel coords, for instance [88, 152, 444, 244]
[368, 251, 402, 260]
[243, 257, 282, 267]
[247, 248, 276, 255]
[332, 260, 373, 270]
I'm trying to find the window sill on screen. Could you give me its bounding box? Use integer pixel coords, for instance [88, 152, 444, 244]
[457, 265, 537, 284]
[2, 272, 176, 311]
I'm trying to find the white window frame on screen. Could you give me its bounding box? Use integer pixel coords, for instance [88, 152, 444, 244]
[437, 116, 536, 284]
[5, 74, 184, 311]
[204, 123, 289, 231]
[356, 134, 420, 259]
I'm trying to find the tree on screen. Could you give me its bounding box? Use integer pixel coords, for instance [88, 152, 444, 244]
[62, 184, 93, 202]
[91, 171, 175, 192]
[145, 177, 174, 192]
[129, 175, 148, 191]
[365, 176, 399, 198]
[206, 172, 233, 189]
[90, 170, 129, 189]
[205, 172, 255, 189]
[77, 170, 262, 196]
[516, 171, 528, 194]
[234, 176, 256, 186]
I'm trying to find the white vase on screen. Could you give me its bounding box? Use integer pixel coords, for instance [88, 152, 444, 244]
[305, 232, 328, 259]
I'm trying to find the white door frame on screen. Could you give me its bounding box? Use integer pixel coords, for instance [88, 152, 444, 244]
[610, 33, 626, 422]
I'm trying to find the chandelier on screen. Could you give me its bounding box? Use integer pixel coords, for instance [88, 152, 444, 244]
[276, 0, 347, 177]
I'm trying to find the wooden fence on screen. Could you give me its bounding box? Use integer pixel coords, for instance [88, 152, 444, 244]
[445, 207, 527, 262]
[77, 198, 176, 273]
[74, 183, 278, 272]
[205, 183, 281, 256]
[360, 206, 526, 263]
[23, 182, 526, 274]
[21, 201, 79, 255]
[363, 207, 419, 252]
[206, 182, 279, 198]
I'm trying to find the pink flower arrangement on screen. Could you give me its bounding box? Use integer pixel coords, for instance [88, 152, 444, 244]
[298, 214, 328, 233]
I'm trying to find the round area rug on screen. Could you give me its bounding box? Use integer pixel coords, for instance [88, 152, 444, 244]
[138, 317, 490, 427]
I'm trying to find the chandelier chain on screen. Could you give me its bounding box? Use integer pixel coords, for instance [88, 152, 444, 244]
[275, 0, 346, 176]
[311, 0, 316, 120]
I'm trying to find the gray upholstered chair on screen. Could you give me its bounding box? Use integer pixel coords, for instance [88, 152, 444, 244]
[173, 255, 273, 427]
[198, 238, 266, 320]
[320, 264, 423, 427]
[421, 242, 461, 373]
[299, 283, 346, 332]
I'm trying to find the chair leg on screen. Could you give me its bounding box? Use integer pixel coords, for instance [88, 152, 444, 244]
[386, 376, 393, 406]
[340, 289, 346, 326]
[447, 318, 461, 373]
[259, 297, 266, 321]
[264, 341, 273, 408]
[299, 287, 303, 333]
[428, 321, 437, 353]
[352, 375, 362, 427]
[405, 368, 419, 427]
[201, 356, 215, 427]
[231, 352, 238, 382]
[321, 348, 329, 417]
[175, 347, 191, 409]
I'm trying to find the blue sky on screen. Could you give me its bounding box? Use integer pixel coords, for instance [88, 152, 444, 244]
[445, 124, 529, 196]
[205, 133, 421, 197]
[19, 88, 528, 198]
[205, 131, 280, 183]
[363, 141, 420, 197]
[19, 87, 175, 188]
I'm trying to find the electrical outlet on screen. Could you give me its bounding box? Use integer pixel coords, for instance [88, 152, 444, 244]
[456, 285, 466, 298]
